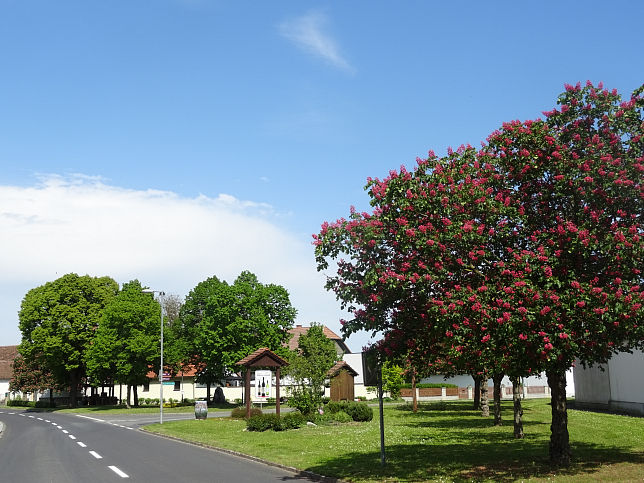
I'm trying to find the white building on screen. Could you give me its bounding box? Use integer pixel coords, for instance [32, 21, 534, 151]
[573, 349, 644, 416]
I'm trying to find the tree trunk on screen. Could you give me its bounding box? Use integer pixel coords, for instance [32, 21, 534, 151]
[473, 374, 482, 410]
[547, 369, 571, 466]
[510, 376, 524, 439]
[133, 385, 139, 407]
[412, 372, 418, 413]
[206, 382, 211, 403]
[480, 379, 490, 417]
[126, 385, 131, 409]
[69, 371, 79, 408]
[492, 373, 503, 426]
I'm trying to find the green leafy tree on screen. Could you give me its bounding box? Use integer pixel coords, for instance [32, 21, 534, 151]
[286, 323, 339, 414]
[18, 273, 119, 407]
[86, 280, 160, 407]
[381, 361, 405, 399]
[182, 271, 296, 400]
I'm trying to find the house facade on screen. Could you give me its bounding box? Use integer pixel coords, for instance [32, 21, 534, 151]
[0, 345, 18, 403]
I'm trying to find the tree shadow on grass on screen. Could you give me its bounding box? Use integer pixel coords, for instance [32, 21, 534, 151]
[304, 440, 644, 482]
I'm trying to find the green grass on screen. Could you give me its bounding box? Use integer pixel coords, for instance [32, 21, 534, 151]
[145, 399, 644, 482]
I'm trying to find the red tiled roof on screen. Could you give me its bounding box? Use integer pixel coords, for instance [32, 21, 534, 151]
[0, 345, 19, 380]
[287, 325, 344, 351]
[236, 347, 289, 367]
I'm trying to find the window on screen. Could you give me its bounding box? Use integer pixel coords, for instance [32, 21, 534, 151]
[174, 381, 180, 391]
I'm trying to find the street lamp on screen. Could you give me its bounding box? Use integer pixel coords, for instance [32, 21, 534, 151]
[142, 289, 165, 424]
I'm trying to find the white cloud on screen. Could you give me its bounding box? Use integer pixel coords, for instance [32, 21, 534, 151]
[279, 11, 354, 74]
[0, 174, 364, 350]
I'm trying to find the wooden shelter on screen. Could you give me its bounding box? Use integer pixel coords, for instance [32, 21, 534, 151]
[236, 348, 289, 418]
[328, 360, 358, 402]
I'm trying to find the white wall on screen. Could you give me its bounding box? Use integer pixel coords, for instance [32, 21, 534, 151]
[574, 349, 644, 415]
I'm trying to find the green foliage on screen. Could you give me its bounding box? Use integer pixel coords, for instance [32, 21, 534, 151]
[6, 399, 33, 407]
[86, 280, 160, 389]
[331, 410, 353, 423]
[285, 323, 339, 415]
[180, 272, 296, 388]
[324, 401, 373, 422]
[381, 361, 405, 398]
[245, 412, 305, 431]
[18, 273, 119, 406]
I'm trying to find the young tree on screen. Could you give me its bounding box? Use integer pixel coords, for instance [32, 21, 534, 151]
[18, 273, 119, 407]
[286, 323, 339, 414]
[86, 280, 160, 407]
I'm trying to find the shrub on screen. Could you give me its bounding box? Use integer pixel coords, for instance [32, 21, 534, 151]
[332, 410, 353, 423]
[246, 412, 306, 431]
[230, 406, 262, 419]
[280, 412, 306, 430]
[344, 402, 373, 422]
[7, 399, 32, 407]
[247, 413, 279, 432]
[324, 401, 373, 422]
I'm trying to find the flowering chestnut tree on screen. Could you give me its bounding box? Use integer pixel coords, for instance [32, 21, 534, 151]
[314, 82, 643, 466]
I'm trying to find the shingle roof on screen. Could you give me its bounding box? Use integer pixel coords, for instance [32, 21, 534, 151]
[287, 324, 348, 352]
[327, 360, 359, 377]
[0, 345, 19, 380]
[236, 347, 289, 367]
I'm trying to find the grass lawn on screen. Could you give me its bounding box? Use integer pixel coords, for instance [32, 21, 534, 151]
[145, 399, 644, 482]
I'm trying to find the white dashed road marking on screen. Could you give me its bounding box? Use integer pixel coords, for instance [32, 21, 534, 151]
[89, 451, 102, 459]
[108, 466, 129, 478]
[62, 430, 69, 434]
[77, 442, 87, 448]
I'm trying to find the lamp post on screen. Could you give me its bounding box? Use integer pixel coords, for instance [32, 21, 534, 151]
[142, 289, 165, 424]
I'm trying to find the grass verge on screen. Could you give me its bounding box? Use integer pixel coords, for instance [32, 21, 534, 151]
[144, 399, 644, 482]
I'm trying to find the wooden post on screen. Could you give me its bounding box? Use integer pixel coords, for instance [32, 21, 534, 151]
[276, 367, 281, 417]
[245, 368, 251, 419]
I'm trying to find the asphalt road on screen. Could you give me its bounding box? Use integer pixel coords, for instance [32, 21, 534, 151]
[0, 409, 319, 482]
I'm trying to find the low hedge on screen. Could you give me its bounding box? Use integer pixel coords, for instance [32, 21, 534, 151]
[246, 412, 306, 431]
[6, 399, 33, 407]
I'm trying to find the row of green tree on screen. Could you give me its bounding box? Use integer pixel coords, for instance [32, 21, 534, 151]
[314, 82, 643, 466]
[13, 271, 339, 411]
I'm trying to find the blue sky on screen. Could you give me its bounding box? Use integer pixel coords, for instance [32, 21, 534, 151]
[1, 1, 642, 350]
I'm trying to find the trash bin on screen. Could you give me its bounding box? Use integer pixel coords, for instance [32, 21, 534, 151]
[195, 400, 208, 420]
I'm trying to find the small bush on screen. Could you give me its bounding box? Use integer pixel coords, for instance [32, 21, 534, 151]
[332, 410, 353, 423]
[344, 402, 373, 422]
[247, 413, 279, 432]
[285, 412, 306, 429]
[246, 412, 306, 431]
[230, 406, 262, 419]
[325, 400, 347, 414]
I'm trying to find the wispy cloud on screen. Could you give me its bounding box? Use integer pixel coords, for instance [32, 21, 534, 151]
[279, 11, 354, 74]
[0, 174, 354, 348]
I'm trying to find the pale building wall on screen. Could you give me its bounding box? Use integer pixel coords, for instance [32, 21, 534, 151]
[574, 349, 644, 415]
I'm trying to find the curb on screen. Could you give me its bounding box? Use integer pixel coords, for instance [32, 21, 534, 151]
[0, 420, 4, 438]
[139, 426, 346, 483]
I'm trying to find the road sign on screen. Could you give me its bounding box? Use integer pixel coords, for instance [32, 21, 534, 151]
[162, 381, 174, 386]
